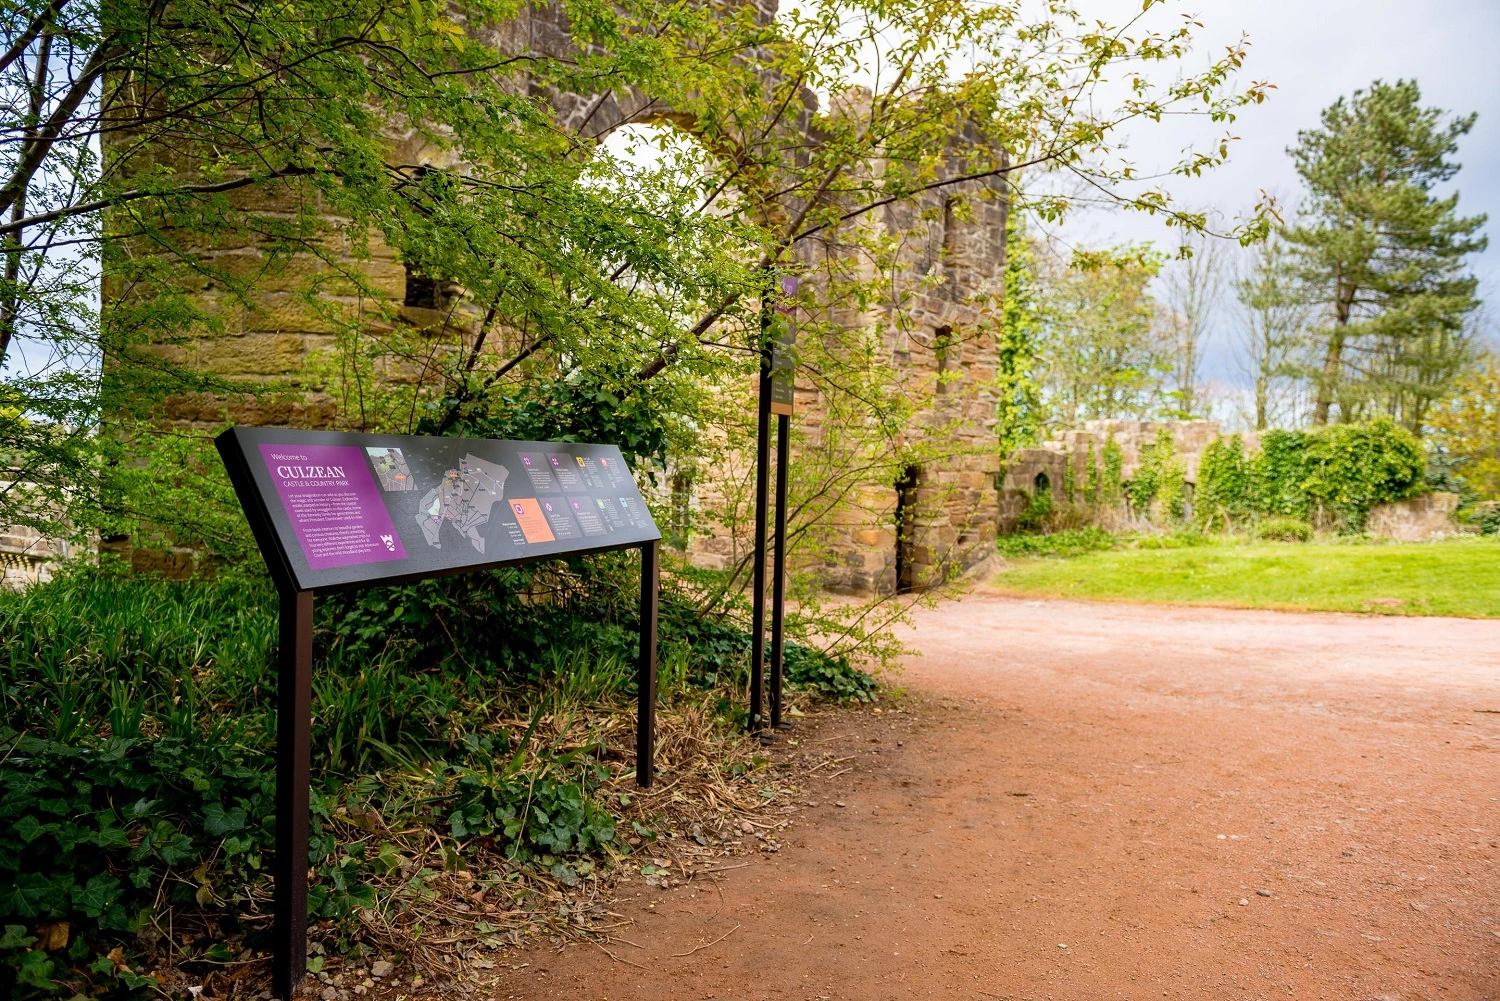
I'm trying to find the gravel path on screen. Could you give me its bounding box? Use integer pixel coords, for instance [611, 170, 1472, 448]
[487, 596, 1500, 1000]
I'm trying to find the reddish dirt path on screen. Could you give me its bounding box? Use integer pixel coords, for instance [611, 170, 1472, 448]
[489, 596, 1500, 1000]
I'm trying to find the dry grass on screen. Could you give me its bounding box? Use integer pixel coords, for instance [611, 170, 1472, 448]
[203, 691, 847, 998]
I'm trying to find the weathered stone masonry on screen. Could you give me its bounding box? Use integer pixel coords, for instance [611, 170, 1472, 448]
[96, 1, 1008, 594]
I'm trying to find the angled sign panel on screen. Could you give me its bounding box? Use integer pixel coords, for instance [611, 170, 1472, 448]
[218, 427, 661, 593]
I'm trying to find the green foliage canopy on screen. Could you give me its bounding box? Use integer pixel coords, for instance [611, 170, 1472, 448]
[1284, 79, 1487, 429]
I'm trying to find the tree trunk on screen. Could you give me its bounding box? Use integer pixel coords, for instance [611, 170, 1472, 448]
[1311, 328, 1344, 426]
[1313, 271, 1355, 426]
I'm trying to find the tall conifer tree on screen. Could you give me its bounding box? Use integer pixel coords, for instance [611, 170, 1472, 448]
[1284, 79, 1486, 429]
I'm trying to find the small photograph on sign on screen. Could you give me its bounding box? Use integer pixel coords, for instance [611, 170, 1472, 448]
[540, 498, 582, 540]
[509, 498, 556, 544]
[365, 447, 416, 491]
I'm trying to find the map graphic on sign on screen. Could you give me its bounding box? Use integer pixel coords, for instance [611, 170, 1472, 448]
[416, 453, 509, 553]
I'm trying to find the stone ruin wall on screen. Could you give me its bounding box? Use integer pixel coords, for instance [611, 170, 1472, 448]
[1002, 420, 1461, 540]
[675, 159, 1007, 596]
[43, 0, 1006, 595]
[999, 420, 1224, 530]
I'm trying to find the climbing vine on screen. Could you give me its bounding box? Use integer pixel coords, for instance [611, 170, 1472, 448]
[1194, 434, 1253, 529]
[1125, 427, 1187, 519]
[1101, 436, 1124, 505]
[1195, 418, 1425, 532]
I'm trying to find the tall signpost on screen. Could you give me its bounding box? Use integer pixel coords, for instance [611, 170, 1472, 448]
[747, 312, 772, 738]
[767, 276, 797, 730]
[216, 428, 662, 1001]
[749, 275, 798, 740]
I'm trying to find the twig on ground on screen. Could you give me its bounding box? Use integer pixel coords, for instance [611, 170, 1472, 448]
[590, 938, 649, 970]
[671, 923, 740, 957]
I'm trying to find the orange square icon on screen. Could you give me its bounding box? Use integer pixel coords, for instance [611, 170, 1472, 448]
[509, 498, 556, 544]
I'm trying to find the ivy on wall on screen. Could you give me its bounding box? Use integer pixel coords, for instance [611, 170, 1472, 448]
[1125, 427, 1188, 519]
[1195, 418, 1426, 532]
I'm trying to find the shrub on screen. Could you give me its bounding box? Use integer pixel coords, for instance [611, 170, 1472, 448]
[1250, 429, 1315, 518]
[1299, 419, 1425, 530]
[1015, 486, 1053, 532]
[1255, 516, 1314, 542]
[1196, 419, 1426, 534]
[1101, 436, 1124, 503]
[1124, 427, 1187, 520]
[1480, 506, 1500, 536]
[1195, 434, 1253, 528]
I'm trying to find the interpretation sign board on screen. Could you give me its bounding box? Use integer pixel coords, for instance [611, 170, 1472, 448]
[216, 426, 661, 1001]
[218, 427, 661, 592]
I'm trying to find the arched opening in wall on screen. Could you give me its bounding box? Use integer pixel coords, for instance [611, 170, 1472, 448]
[1033, 471, 1050, 497]
[894, 465, 921, 593]
[596, 121, 738, 215]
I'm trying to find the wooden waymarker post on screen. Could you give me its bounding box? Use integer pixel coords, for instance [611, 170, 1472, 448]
[216, 427, 662, 1000]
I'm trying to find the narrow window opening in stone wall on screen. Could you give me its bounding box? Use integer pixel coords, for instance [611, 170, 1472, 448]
[894, 465, 921, 593]
[403, 264, 462, 311]
[403, 263, 439, 309]
[1033, 471, 1051, 497]
[941, 196, 957, 258]
[934, 326, 957, 394]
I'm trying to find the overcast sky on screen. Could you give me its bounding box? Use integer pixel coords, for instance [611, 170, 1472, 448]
[1055, 0, 1499, 386]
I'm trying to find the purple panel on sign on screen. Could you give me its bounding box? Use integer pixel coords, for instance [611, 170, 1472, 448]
[258, 444, 407, 570]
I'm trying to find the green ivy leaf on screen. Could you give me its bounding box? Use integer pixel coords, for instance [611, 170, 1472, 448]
[73, 874, 123, 919]
[204, 803, 247, 837]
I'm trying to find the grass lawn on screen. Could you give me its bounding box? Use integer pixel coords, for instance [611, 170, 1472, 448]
[988, 535, 1500, 618]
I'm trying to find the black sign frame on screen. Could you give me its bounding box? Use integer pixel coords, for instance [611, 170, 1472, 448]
[215, 427, 661, 1001]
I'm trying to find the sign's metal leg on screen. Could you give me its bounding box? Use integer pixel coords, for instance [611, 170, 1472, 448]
[769, 412, 791, 729]
[274, 588, 313, 1001]
[749, 328, 772, 740]
[636, 540, 659, 788]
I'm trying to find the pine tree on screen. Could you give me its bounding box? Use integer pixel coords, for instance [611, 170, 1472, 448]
[1284, 79, 1487, 430]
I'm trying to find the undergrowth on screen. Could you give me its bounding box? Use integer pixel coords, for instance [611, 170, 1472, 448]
[994, 526, 1117, 559]
[0, 559, 875, 998]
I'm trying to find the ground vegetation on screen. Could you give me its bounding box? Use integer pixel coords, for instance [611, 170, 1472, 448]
[990, 533, 1500, 617]
[0, 559, 872, 998]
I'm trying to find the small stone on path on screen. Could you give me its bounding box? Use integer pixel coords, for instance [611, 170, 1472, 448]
[370, 961, 394, 979]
